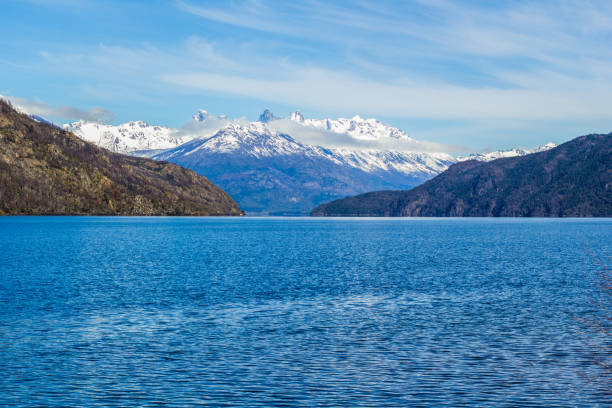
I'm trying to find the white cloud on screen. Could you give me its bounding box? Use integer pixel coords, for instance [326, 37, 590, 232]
[161, 68, 612, 120]
[175, 114, 249, 139]
[29, 23, 612, 124]
[175, 0, 289, 36]
[176, 0, 612, 61]
[165, 1, 612, 122]
[146, 105, 462, 153]
[266, 118, 461, 153]
[1, 94, 115, 123]
[33, 0, 612, 125]
[19, 0, 612, 149]
[29, 31, 612, 143]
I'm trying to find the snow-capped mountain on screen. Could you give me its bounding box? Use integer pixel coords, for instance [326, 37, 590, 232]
[152, 118, 455, 214]
[323, 149, 453, 175]
[167, 122, 311, 158]
[258, 109, 277, 123]
[192, 109, 209, 122]
[288, 110, 415, 142]
[457, 142, 557, 162]
[158, 120, 453, 176]
[63, 108, 556, 214]
[63, 108, 236, 154]
[155, 123, 316, 166]
[63, 120, 190, 154]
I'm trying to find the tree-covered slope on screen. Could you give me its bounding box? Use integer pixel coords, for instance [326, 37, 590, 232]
[0, 100, 243, 215]
[312, 134, 612, 217]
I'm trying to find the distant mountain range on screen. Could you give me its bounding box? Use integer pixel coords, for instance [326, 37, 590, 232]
[455, 143, 557, 162]
[149, 122, 453, 214]
[312, 134, 612, 217]
[0, 100, 242, 216]
[64, 109, 556, 214]
[63, 120, 188, 154]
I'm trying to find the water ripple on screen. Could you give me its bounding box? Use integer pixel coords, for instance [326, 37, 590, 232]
[0, 217, 610, 406]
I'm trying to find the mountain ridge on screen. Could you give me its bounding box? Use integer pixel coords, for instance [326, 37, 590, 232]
[63, 108, 556, 214]
[151, 122, 455, 214]
[0, 99, 243, 216]
[65, 108, 556, 164]
[311, 134, 612, 217]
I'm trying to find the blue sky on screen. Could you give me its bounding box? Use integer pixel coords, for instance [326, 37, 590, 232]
[2, 0, 612, 151]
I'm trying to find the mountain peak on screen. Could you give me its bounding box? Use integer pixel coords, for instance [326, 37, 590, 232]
[536, 142, 557, 151]
[127, 120, 150, 127]
[289, 111, 304, 122]
[156, 121, 307, 160]
[193, 109, 209, 122]
[258, 109, 276, 123]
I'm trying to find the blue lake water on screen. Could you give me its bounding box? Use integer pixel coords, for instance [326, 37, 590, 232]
[0, 217, 610, 406]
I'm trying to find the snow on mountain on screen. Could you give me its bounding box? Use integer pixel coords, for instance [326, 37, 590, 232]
[323, 149, 454, 175]
[156, 118, 453, 176]
[29, 114, 54, 126]
[152, 119, 456, 214]
[535, 142, 557, 152]
[64, 108, 555, 171]
[64, 108, 236, 155]
[63, 107, 558, 214]
[289, 111, 304, 122]
[159, 122, 312, 160]
[63, 120, 189, 154]
[288, 110, 415, 142]
[456, 142, 557, 162]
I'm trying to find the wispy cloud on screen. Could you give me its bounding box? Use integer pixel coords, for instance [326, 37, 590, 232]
[1, 94, 115, 123]
[167, 1, 612, 120]
[33, 33, 612, 121]
[175, 0, 289, 36]
[8, 0, 612, 148]
[28, 2, 612, 119]
[176, 0, 612, 60]
[161, 68, 612, 120]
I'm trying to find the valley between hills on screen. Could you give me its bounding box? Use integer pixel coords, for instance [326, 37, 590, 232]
[2, 99, 609, 217]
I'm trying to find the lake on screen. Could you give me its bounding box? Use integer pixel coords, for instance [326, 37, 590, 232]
[0, 217, 610, 406]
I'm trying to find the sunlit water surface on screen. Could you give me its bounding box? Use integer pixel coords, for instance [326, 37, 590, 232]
[0, 217, 610, 406]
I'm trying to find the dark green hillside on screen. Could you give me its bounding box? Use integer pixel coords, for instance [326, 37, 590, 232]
[312, 134, 612, 217]
[0, 100, 243, 215]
